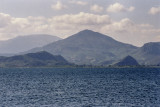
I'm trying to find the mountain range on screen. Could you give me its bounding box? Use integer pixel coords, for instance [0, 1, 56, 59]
[0, 34, 61, 54]
[0, 29, 159, 66]
[28, 30, 138, 65]
[26, 30, 160, 65]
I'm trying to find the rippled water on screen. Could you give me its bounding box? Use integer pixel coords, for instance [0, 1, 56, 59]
[0, 68, 160, 107]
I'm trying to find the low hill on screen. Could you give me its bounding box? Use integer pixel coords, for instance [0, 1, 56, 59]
[0, 51, 71, 67]
[115, 55, 139, 66]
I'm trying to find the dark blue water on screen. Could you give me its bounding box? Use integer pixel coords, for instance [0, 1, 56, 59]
[0, 68, 160, 107]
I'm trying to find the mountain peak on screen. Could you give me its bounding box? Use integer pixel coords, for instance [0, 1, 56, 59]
[79, 29, 95, 33]
[67, 29, 114, 41]
[125, 55, 135, 59]
[76, 29, 98, 37]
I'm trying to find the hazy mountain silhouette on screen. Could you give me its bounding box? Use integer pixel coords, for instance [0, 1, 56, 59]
[0, 51, 71, 67]
[132, 42, 160, 65]
[0, 34, 61, 54]
[1, 30, 159, 66]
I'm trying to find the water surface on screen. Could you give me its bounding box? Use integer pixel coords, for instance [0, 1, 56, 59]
[0, 68, 160, 106]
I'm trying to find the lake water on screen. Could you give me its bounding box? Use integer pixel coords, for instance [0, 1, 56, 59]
[0, 68, 160, 107]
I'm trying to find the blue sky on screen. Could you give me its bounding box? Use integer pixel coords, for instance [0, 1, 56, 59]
[0, 0, 160, 46]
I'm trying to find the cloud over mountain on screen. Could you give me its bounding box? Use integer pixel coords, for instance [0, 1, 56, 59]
[0, 11, 159, 46]
[101, 18, 160, 46]
[50, 12, 111, 25]
[0, 0, 159, 47]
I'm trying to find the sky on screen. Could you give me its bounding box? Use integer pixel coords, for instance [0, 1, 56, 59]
[0, 0, 160, 46]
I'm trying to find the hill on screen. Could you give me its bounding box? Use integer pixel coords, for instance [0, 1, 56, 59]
[0, 51, 71, 67]
[115, 55, 139, 66]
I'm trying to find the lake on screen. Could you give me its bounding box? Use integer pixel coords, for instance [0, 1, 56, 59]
[0, 68, 160, 107]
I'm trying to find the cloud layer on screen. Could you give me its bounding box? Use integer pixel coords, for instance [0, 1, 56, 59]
[0, 11, 159, 46]
[0, 1, 159, 46]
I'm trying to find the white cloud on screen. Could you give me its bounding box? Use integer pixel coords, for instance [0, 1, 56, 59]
[100, 18, 160, 46]
[69, 0, 88, 6]
[49, 12, 111, 26]
[51, 1, 67, 10]
[107, 3, 135, 13]
[128, 6, 135, 12]
[100, 18, 136, 37]
[149, 7, 160, 15]
[90, 4, 104, 13]
[0, 13, 11, 28]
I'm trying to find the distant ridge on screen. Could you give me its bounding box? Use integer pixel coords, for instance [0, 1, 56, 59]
[115, 55, 139, 66]
[0, 34, 61, 54]
[0, 51, 72, 67]
[132, 42, 160, 65]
